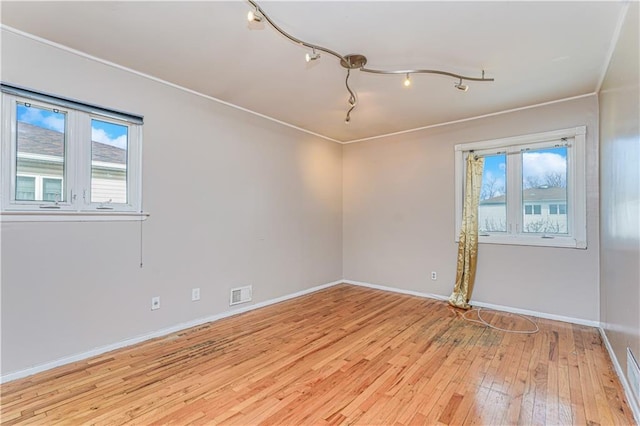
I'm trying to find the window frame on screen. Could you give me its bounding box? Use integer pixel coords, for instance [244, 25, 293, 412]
[454, 126, 587, 249]
[1, 86, 145, 221]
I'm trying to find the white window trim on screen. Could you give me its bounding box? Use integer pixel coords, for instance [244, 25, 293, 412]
[1, 90, 147, 222]
[454, 126, 587, 249]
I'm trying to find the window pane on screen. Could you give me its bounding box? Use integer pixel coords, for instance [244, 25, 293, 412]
[522, 147, 568, 234]
[91, 119, 128, 204]
[43, 178, 63, 202]
[478, 154, 507, 233]
[16, 103, 66, 202]
[16, 176, 35, 200]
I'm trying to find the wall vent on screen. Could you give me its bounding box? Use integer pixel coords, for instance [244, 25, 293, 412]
[628, 347, 640, 405]
[230, 285, 252, 306]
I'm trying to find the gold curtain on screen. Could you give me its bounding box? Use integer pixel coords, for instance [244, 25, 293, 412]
[449, 154, 484, 310]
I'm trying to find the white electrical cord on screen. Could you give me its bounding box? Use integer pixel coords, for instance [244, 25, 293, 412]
[462, 307, 539, 334]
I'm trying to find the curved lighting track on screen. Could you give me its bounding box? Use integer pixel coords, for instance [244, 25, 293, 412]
[344, 69, 357, 124]
[247, 0, 346, 64]
[246, 0, 495, 123]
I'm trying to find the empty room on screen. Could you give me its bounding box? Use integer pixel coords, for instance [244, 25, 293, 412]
[1, 1, 639, 424]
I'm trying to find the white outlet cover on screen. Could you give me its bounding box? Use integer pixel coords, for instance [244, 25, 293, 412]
[151, 296, 160, 310]
[192, 288, 201, 301]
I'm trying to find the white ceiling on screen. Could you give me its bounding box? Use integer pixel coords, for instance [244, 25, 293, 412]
[1, 1, 627, 142]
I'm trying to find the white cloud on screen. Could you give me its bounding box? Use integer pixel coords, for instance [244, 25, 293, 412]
[481, 170, 505, 197]
[91, 128, 127, 149]
[522, 152, 566, 183]
[19, 108, 65, 133]
[42, 115, 65, 133]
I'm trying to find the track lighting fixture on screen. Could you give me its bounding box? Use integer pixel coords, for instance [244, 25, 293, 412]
[247, 8, 262, 22]
[305, 49, 320, 63]
[246, 0, 494, 123]
[455, 78, 469, 92]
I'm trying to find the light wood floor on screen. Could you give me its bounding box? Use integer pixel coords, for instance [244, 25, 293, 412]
[1, 284, 636, 425]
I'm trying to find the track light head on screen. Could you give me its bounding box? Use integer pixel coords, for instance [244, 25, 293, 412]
[455, 79, 469, 92]
[403, 73, 411, 87]
[247, 9, 263, 22]
[305, 49, 320, 62]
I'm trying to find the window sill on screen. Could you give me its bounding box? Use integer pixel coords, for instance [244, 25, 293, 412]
[476, 234, 586, 249]
[0, 211, 150, 222]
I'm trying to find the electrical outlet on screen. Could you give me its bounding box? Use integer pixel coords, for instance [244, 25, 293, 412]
[151, 296, 160, 310]
[431, 271, 437, 280]
[192, 288, 201, 301]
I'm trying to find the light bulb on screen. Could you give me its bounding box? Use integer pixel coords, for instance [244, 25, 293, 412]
[403, 74, 411, 87]
[455, 79, 469, 92]
[247, 9, 262, 22]
[305, 50, 319, 62]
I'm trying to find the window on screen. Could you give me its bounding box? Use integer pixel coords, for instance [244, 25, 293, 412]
[548, 203, 566, 215]
[1, 84, 144, 220]
[15, 175, 63, 202]
[455, 126, 587, 248]
[16, 176, 35, 200]
[43, 178, 63, 202]
[91, 119, 128, 204]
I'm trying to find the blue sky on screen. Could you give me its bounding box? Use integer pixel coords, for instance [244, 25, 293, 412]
[482, 147, 567, 197]
[18, 104, 128, 149]
[91, 119, 128, 149]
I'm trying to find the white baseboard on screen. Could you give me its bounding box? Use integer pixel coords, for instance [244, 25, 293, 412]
[599, 328, 640, 424]
[469, 299, 600, 328]
[343, 279, 450, 302]
[343, 279, 600, 328]
[0, 278, 602, 384]
[0, 280, 343, 384]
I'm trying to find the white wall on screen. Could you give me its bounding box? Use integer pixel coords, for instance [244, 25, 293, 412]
[2, 15, 630, 380]
[0, 29, 343, 375]
[599, 1, 640, 410]
[343, 95, 600, 322]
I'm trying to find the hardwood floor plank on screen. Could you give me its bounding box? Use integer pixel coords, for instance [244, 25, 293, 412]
[1, 285, 635, 425]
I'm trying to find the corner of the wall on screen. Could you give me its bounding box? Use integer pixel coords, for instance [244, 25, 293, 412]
[599, 327, 640, 424]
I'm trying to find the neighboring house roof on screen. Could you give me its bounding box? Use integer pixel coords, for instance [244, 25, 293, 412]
[481, 186, 567, 204]
[17, 122, 126, 164]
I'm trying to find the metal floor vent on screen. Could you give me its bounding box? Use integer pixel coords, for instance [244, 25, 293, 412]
[628, 348, 640, 405]
[230, 285, 252, 306]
